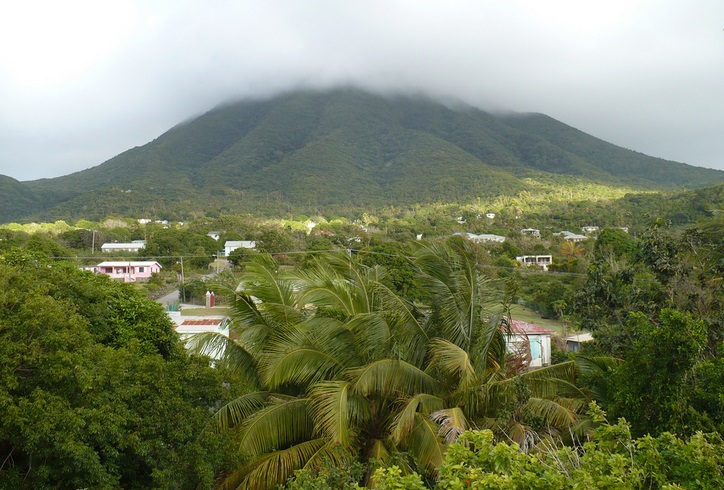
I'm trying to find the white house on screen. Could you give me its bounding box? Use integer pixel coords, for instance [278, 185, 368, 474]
[100, 240, 146, 253]
[521, 228, 541, 238]
[453, 232, 506, 244]
[485, 213, 496, 219]
[554, 231, 588, 242]
[504, 320, 555, 368]
[167, 311, 230, 359]
[85, 261, 161, 282]
[224, 240, 256, 256]
[471, 233, 506, 243]
[207, 231, 221, 241]
[515, 255, 553, 271]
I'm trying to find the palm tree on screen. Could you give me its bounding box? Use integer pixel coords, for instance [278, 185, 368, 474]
[195, 238, 591, 489]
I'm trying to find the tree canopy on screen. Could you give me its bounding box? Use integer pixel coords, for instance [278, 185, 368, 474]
[195, 238, 596, 489]
[0, 251, 237, 489]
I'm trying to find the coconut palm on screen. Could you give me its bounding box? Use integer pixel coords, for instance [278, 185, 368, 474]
[196, 238, 591, 489]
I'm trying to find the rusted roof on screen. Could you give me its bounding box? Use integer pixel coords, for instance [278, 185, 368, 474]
[506, 319, 555, 335]
[180, 319, 223, 326]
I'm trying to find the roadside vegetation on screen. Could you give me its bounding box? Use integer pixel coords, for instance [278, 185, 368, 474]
[0, 192, 721, 488]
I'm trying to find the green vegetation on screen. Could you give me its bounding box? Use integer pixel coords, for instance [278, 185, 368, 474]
[3, 89, 722, 223]
[0, 251, 238, 489]
[193, 240, 599, 489]
[1, 150, 722, 488]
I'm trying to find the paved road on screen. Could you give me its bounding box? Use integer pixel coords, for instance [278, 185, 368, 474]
[156, 289, 179, 307]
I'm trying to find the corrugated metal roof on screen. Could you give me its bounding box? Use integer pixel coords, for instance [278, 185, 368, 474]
[180, 319, 223, 326]
[507, 319, 555, 334]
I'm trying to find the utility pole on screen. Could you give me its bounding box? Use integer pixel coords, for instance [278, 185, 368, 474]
[179, 256, 185, 303]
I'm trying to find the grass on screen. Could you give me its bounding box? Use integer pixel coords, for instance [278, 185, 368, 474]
[180, 307, 232, 316]
[509, 304, 566, 334]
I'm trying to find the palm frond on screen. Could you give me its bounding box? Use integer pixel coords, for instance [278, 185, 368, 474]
[430, 407, 469, 444]
[188, 331, 257, 378]
[367, 438, 392, 464]
[406, 414, 446, 475]
[237, 397, 312, 457]
[390, 393, 445, 444]
[222, 438, 330, 490]
[209, 391, 269, 432]
[342, 313, 391, 361]
[523, 397, 583, 428]
[347, 359, 438, 397]
[309, 380, 352, 446]
[259, 344, 343, 390]
[428, 338, 477, 391]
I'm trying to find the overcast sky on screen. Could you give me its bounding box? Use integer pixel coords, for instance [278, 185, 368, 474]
[1, 0, 723, 181]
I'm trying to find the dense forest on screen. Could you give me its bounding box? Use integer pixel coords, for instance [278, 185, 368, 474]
[0, 194, 721, 488]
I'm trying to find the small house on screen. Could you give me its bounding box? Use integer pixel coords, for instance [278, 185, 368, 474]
[515, 255, 552, 271]
[167, 312, 230, 359]
[565, 332, 594, 352]
[504, 320, 555, 368]
[91, 261, 161, 282]
[453, 232, 506, 244]
[100, 240, 146, 253]
[554, 231, 587, 242]
[224, 240, 256, 257]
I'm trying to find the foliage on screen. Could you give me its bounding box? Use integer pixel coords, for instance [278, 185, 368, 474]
[573, 218, 724, 436]
[0, 251, 237, 489]
[195, 238, 594, 489]
[370, 466, 426, 489]
[609, 309, 720, 436]
[435, 410, 723, 489]
[281, 458, 366, 489]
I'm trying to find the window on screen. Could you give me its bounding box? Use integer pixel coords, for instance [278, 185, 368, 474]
[138, 267, 145, 273]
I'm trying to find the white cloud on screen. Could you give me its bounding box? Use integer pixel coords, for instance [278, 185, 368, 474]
[1, 0, 723, 180]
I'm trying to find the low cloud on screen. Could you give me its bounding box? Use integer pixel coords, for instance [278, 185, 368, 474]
[1, 0, 723, 181]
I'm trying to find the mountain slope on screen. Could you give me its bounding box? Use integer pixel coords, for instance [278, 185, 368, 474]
[4, 88, 724, 222]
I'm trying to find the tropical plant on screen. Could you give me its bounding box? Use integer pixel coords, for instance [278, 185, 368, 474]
[194, 237, 594, 489]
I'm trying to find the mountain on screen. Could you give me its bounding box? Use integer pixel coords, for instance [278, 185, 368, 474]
[3, 88, 724, 222]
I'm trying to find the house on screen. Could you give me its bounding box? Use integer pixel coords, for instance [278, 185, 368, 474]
[86, 261, 161, 282]
[554, 231, 587, 242]
[485, 213, 496, 219]
[504, 320, 555, 368]
[472, 233, 506, 243]
[223, 240, 256, 256]
[581, 226, 599, 234]
[100, 240, 146, 253]
[167, 311, 230, 358]
[521, 228, 541, 238]
[565, 332, 594, 352]
[515, 255, 552, 271]
[207, 231, 221, 241]
[453, 232, 506, 243]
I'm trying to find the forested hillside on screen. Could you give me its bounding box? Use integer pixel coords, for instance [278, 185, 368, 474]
[3, 89, 723, 223]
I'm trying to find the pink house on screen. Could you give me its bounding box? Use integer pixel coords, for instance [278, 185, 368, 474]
[86, 261, 162, 282]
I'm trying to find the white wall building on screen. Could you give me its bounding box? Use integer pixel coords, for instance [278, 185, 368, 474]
[223, 240, 256, 256]
[504, 320, 555, 368]
[515, 255, 553, 271]
[100, 240, 146, 253]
